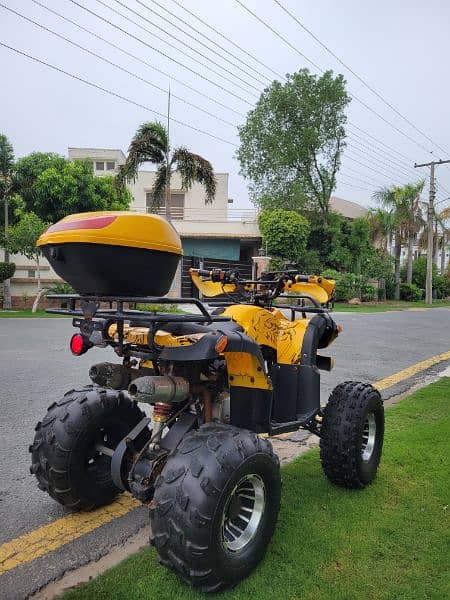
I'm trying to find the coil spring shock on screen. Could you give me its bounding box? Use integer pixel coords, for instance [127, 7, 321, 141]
[152, 402, 173, 423]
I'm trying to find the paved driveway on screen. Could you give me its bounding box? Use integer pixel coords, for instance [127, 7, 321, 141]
[1, 307, 449, 598]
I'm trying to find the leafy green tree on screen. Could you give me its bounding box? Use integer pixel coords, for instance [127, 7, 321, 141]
[238, 69, 350, 214]
[14, 153, 131, 222]
[258, 209, 310, 262]
[119, 121, 216, 220]
[3, 212, 48, 291]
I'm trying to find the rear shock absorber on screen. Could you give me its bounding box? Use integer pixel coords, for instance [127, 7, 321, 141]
[150, 402, 173, 448]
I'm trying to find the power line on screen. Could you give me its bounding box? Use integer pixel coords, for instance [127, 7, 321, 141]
[346, 137, 415, 180]
[347, 124, 416, 170]
[68, 0, 253, 106]
[167, 0, 425, 171]
[31, 0, 243, 118]
[0, 42, 237, 147]
[343, 150, 410, 183]
[140, 0, 431, 178]
[1, 2, 238, 129]
[168, 0, 283, 79]
[109, 0, 263, 93]
[273, 0, 450, 157]
[92, 0, 259, 97]
[347, 134, 417, 177]
[134, 0, 269, 86]
[234, 0, 436, 155]
[144, 0, 432, 180]
[337, 179, 372, 192]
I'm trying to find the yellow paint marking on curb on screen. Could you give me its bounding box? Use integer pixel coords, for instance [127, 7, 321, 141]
[0, 495, 140, 575]
[1, 350, 450, 575]
[373, 350, 450, 391]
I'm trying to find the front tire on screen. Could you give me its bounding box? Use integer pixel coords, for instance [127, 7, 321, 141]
[320, 381, 384, 489]
[150, 423, 281, 592]
[29, 386, 146, 510]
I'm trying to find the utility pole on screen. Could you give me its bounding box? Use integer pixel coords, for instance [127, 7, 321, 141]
[414, 158, 450, 304]
[165, 85, 171, 221]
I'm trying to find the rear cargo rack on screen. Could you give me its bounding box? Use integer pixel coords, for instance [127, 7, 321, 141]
[46, 294, 231, 325]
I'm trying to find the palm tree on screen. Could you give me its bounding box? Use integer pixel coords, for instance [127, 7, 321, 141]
[438, 207, 450, 274]
[0, 134, 15, 309]
[367, 207, 395, 252]
[118, 121, 216, 220]
[419, 206, 450, 274]
[373, 181, 424, 298]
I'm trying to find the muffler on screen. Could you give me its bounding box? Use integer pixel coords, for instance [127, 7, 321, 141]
[128, 375, 190, 404]
[89, 362, 131, 390]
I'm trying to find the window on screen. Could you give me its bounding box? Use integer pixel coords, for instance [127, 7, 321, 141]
[106, 161, 115, 171]
[95, 161, 105, 171]
[146, 192, 185, 220]
[27, 269, 36, 278]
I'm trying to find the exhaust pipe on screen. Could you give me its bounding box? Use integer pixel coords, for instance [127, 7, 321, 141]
[128, 375, 190, 404]
[89, 362, 131, 390]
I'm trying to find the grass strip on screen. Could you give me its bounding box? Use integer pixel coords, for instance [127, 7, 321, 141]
[63, 378, 450, 600]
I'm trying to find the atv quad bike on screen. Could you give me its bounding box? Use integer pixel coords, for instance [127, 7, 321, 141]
[30, 212, 384, 592]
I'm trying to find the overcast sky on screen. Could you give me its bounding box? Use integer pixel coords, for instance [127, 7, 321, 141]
[1, 0, 450, 211]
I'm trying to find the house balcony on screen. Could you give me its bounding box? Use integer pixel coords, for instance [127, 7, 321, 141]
[135, 207, 261, 239]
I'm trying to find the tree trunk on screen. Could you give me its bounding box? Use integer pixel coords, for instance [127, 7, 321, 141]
[441, 244, 446, 275]
[394, 241, 402, 300]
[406, 233, 413, 284]
[3, 189, 12, 309]
[433, 223, 439, 266]
[32, 254, 42, 313]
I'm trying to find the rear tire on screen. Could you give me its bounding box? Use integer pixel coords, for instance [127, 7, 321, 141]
[29, 386, 145, 510]
[150, 423, 281, 592]
[320, 381, 384, 489]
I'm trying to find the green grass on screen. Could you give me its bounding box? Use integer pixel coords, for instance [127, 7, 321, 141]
[334, 299, 450, 312]
[0, 309, 68, 318]
[63, 379, 450, 600]
[0, 304, 186, 318]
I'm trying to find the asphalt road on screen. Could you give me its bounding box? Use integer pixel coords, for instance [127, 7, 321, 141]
[1, 307, 450, 598]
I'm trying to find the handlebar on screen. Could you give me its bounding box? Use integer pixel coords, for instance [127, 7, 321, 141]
[196, 268, 239, 284]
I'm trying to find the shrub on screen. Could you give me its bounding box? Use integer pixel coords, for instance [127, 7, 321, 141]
[361, 284, 377, 302]
[433, 274, 449, 299]
[322, 269, 361, 302]
[45, 283, 75, 295]
[400, 283, 423, 302]
[0, 262, 16, 282]
[384, 275, 396, 300]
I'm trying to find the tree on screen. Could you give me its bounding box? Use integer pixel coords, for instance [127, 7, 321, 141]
[372, 181, 424, 299]
[0, 134, 15, 309]
[258, 209, 310, 262]
[3, 212, 49, 311]
[367, 208, 395, 253]
[14, 153, 131, 222]
[118, 121, 216, 220]
[419, 206, 450, 274]
[237, 69, 350, 214]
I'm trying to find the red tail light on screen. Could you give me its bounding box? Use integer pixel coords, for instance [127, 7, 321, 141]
[70, 333, 91, 356]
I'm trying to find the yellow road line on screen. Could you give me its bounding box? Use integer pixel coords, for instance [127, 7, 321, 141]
[0, 495, 140, 575]
[374, 350, 450, 391]
[1, 349, 450, 575]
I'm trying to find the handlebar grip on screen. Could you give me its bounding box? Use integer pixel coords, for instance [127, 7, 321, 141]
[197, 269, 213, 278]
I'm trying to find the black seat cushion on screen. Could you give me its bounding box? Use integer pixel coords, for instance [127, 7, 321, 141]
[159, 320, 243, 336]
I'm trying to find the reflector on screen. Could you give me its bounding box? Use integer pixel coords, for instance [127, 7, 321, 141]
[70, 333, 90, 356]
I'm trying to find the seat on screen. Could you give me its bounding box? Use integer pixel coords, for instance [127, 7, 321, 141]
[160, 320, 243, 336]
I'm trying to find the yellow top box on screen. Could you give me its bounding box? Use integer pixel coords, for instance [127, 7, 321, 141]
[37, 211, 183, 256]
